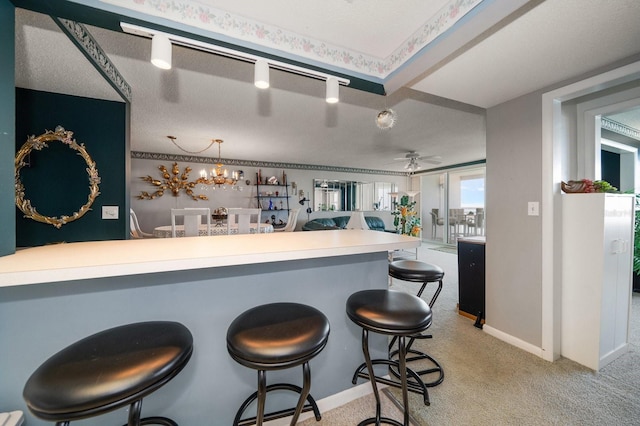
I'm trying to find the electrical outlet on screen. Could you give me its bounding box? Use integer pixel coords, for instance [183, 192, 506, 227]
[528, 201, 539, 216]
[102, 206, 119, 219]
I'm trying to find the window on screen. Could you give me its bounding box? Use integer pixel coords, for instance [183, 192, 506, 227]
[460, 176, 485, 208]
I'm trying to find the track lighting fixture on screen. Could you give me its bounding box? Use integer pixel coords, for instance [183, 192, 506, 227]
[254, 59, 270, 89]
[325, 77, 339, 104]
[122, 23, 349, 100]
[150, 33, 172, 70]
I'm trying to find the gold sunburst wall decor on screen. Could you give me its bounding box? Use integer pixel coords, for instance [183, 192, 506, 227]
[138, 162, 208, 201]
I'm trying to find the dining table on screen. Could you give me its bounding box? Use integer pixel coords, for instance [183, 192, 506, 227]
[153, 223, 274, 238]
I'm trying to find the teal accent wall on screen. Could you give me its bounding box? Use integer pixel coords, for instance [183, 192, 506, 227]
[15, 88, 127, 246]
[0, 0, 15, 256]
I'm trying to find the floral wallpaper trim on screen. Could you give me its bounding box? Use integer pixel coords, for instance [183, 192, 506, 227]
[131, 151, 407, 177]
[101, 0, 482, 78]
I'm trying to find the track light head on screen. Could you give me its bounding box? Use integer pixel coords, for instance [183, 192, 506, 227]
[326, 77, 339, 104]
[254, 59, 270, 89]
[151, 33, 172, 69]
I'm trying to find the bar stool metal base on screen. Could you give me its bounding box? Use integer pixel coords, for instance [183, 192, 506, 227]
[352, 335, 430, 405]
[354, 330, 425, 426]
[233, 363, 321, 426]
[388, 350, 444, 388]
[122, 400, 178, 426]
[388, 260, 445, 387]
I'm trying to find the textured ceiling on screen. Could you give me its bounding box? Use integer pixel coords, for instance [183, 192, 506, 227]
[13, 0, 640, 172]
[411, 0, 640, 108]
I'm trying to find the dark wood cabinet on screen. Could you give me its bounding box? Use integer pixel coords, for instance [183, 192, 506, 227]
[457, 237, 486, 322]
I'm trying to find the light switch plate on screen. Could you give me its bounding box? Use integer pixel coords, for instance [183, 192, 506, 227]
[102, 206, 119, 219]
[528, 201, 539, 216]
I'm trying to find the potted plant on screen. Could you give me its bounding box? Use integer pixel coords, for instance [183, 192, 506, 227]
[392, 195, 421, 237]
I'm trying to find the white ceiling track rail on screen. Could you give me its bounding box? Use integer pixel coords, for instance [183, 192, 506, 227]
[120, 22, 351, 86]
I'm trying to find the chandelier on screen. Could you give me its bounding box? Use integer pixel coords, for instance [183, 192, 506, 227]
[197, 139, 241, 190]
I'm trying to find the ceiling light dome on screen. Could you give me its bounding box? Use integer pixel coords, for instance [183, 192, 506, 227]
[376, 109, 397, 129]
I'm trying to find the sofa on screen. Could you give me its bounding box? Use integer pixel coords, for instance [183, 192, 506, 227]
[302, 216, 387, 232]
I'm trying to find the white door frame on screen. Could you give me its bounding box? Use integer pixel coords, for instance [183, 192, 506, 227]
[541, 61, 640, 361]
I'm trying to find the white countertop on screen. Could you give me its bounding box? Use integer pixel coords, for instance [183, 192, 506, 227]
[0, 230, 419, 288]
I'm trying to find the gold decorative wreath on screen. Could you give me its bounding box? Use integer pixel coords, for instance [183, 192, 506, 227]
[15, 126, 101, 228]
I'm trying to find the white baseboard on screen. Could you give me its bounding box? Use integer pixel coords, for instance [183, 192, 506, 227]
[599, 342, 628, 370]
[265, 380, 379, 425]
[483, 325, 545, 358]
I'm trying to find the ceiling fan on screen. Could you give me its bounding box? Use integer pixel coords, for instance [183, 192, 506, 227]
[393, 152, 442, 171]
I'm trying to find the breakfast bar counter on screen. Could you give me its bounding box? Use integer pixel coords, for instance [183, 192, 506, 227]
[0, 230, 419, 425]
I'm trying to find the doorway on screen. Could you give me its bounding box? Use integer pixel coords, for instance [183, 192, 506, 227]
[420, 166, 486, 245]
[545, 67, 640, 365]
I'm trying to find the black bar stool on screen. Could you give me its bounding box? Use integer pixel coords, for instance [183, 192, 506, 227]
[388, 260, 445, 387]
[23, 321, 193, 426]
[389, 260, 444, 307]
[226, 302, 330, 426]
[347, 289, 433, 426]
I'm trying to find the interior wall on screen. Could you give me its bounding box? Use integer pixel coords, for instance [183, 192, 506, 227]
[0, 0, 15, 256]
[131, 157, 407, 233]
[15, 88, 127, 246]
[486, 91, 544, 347]
[601, 150, 621, 189]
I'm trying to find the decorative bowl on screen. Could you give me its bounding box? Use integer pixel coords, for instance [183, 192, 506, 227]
[561, 180, 587, 193]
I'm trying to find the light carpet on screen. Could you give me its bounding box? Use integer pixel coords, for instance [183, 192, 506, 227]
[427, 245, 457, 255]
[301, 245, 640, 425]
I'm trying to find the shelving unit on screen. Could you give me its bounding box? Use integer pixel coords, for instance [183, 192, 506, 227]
[255, 172, 290, 228]
[562, 193, 633, 370]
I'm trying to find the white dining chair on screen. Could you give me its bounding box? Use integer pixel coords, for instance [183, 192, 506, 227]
[226, 208, 261, 234]
[274, 208, 300, 232]
[171, 208, 211, 237]
[130, 208, 153, 239]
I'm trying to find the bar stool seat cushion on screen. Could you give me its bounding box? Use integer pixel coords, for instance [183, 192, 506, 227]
[389, 260, 444, 282]
[347, 290, 432, 336]
[23, 321, 193, 421]
[227, 302, 330, 370]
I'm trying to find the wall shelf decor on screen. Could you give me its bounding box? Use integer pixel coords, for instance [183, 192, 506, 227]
[15, 126, 101, 228]
[255, 171, 290, 227]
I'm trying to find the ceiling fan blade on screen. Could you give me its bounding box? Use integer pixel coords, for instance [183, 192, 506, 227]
[416, 155, 442, 165]
[394, 152, 421, 161]
[392, 152, 441, 169]
[417, 155, 442, 161]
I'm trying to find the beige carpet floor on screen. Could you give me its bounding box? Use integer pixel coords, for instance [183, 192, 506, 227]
[300, 244, 640, 426]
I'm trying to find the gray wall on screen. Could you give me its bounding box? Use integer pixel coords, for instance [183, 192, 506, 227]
[486, 91, 544, 346]
[484, 59, 640, 351]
